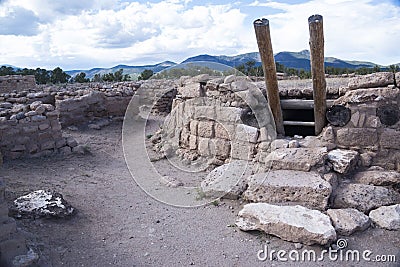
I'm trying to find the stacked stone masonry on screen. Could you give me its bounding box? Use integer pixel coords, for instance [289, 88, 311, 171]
[0, 75, 36, 94]
[0, 78, 180, 159]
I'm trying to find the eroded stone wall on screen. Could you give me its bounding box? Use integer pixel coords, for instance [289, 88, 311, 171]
[0, 75, 36, 94]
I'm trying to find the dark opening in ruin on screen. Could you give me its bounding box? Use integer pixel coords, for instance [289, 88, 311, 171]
[283, 109, 315, 137]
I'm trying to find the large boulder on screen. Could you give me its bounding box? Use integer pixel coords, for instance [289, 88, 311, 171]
[235, 203, 336, 245]
[353, 170, 400, 186]
[327, 149, 359, 174]
[333, 184, 400, 213]
[11, 190, 75, 219]
[243, 170, 331, 210]
[369, 204, 400, 230]
[327, 208, 370, 236]
[264, 147, 327, 172]
[200, 160, 252, 199]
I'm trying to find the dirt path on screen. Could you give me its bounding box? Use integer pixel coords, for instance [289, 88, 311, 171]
[1, 121, 399, 266]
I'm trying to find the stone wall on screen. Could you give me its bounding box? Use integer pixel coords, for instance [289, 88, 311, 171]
[322, 72, 400, 170]
[159, 74, 276, 166]
[0, 101, 77, 160]
[0, 75, 36, 94]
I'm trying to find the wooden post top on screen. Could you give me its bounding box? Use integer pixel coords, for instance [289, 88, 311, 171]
[308, 14, 323, 24]
[253, 18, 269, 26]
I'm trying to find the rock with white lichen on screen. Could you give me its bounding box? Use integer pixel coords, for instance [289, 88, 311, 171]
[11, 190, 75, 219]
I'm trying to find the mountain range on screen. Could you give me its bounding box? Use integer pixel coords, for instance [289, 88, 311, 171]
[66, 50, 389, 79]
[5, 50, 398, 79]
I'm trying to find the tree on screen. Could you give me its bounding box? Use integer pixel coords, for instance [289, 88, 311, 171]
[373, 65, 381, 73]
[114, 69, 124, 82]
[35, 68, 51, 84]
[101, 72, 115, 82]
[0, 66, 16, 76]
[138, 69, 153, 80]
[74, 72, 90, 83]
[92, 74, 102, 82]
[389, 64, 399, 73]
[51, 67, 70, 83]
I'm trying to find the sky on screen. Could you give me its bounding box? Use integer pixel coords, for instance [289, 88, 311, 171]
[0, 0, 399, 70]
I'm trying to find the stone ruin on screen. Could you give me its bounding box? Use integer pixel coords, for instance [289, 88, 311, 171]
[0, 75, 36, 94]
[149, 70, 400, 245]
[0, 70, 400, 264]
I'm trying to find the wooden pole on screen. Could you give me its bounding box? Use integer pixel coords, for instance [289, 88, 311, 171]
[308, 14, 327, 135]
[253, 18, 285, 135]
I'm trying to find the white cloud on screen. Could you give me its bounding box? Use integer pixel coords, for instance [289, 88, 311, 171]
[0, 0, 398, 69]
[0, 0, 252, 69]
[248, 0, 400, 65]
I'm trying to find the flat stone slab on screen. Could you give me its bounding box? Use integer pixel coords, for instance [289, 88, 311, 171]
[347, 72, 394, 90]
[11, 190, 75, 219]
[369, 204, 400, 230]
[327, 208, 370, 236]
[243, 170, 331, 210]
[264, 147, 327, 172]
[333, 184, 400, 213]
[235, 203, 336, 245]
[353, 170, 400, 186]
[327, 149, 359, 174]
[201, 160, 252, 199]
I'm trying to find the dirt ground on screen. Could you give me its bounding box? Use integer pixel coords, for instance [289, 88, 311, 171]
[1, 119, 399, 267]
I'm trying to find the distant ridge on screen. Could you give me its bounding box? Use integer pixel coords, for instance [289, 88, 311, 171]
[4, 51, 392, 79]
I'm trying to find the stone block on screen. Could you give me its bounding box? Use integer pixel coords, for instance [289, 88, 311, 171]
[333, 183, 400, 213]
[353, 170, 400, 186]
[380, 129, 400, 149]
[214, 139, 231, 158]
[178, 82, 203, 98]
[215, 106, 241, 123]
[265, 147, 328, 172]
[336, 128, 378, 147]
[214, 123, 229, 140]
[189, 135, 197, 150]
[22, 125, 38, 134]
[189, 120, 198, 135]
[236, 203, 336, 245]
[40, 140, 55, 150]
[194, 106, 216, 120]
[347, 72, 394, 89]
[201, 160, 250, 199]
[327, 208, 370, 236]
[369, 204, 400, 230]
[327, 149, 359, 174]
[235, 124, 258, 143]
[198, 137, 210, 156]
[231, 141, 254, 160]
[244, 170, 331, 210]
[197, 121, 214, 138]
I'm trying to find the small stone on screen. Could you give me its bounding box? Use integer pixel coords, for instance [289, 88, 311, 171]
[66, 137, 78, 148]
[327, 149, 359, 174]
[327, 208, 370, 236]
[369, 204, 400, 230]
[294, 243, 303, 250]
[29, 101, 42, 110]
[288, 140, 300, 148]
